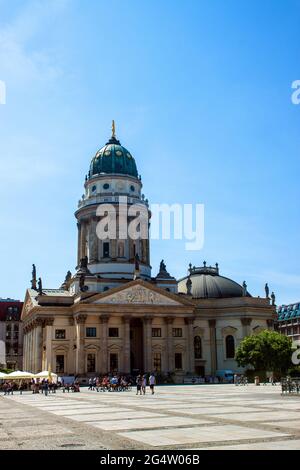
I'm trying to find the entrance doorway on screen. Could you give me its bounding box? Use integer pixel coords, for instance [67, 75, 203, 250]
[195, 365, 205, 376]
[130, 318, 144, 373]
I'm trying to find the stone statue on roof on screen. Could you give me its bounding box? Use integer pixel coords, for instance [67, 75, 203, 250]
[265, 283, 269, 298]
[186, 276, 192, 295]
[271, 292, 276, 306]
[31, 264, 37, 290]
[160, 259, 166, 272]
[38, 277, 43, 295]
[79, 273, 88, 292]
[80, 256, 88, 269]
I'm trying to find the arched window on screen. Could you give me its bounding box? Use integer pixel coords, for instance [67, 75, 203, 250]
[194, 336, 202, 359]
[226, 335, 235, 358]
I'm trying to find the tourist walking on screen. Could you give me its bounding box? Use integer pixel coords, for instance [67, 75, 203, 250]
[142, 375, 147, 395]
[149, 373, 156, 395]
[43, 380, 49, 396]
[136, 375, 142, 395]
[88, 378, 93, 390]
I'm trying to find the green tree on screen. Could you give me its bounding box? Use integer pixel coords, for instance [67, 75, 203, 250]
[235, 330, 293, 374]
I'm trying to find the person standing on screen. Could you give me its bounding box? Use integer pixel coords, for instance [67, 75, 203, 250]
[149, 373, 156, 395]
[142, 375, 147, 395]
[43, 380, 49, 397]
[136, 375, 142, 395]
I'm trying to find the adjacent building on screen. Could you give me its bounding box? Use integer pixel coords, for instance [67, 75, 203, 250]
[0, 298, 23, 370]
[276, 302, 300, 342]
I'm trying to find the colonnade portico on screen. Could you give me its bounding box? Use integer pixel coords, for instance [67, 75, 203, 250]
[22, 304, 196, 376]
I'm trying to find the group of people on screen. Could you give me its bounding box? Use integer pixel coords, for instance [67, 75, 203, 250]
[136, 373, 156, 395]
[87, 375, 132, 392]
[1, 381, 20, 395]
[86, 373, 156, 395]
[1, 373, 157, 396]
[30, 379, 59, 395]
[234, 374, 249, 385]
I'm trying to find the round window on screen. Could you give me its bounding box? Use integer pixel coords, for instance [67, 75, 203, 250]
[130, 185, 135, 192]
[116, 150, 123, 156]
[104, 150, 111, 156]
[103, 183, 109, 190]
[92, 185, 97, 192]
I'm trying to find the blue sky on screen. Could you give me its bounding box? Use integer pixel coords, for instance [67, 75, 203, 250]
[0, 0, 300, 305]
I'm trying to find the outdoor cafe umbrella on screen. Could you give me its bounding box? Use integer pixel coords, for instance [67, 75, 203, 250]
[6, 371, 34, 379]
[34, 370, 58, 381]
[0, 372, 8, 379]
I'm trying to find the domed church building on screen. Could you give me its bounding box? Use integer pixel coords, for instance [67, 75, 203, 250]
[21, 124, 276, 381]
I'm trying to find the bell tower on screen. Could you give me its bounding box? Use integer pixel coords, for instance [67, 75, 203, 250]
[74, 123, 151, 293]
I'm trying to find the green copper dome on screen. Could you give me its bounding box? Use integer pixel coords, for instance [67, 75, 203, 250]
[89, 136, 138, 179]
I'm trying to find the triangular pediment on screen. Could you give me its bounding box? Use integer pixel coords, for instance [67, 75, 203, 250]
[87, 280, 189, 306]
[21, 289, 37, 320]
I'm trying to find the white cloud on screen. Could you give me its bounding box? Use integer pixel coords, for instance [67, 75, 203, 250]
[259, 271, 300, 289]
[0, 0, 69, 84]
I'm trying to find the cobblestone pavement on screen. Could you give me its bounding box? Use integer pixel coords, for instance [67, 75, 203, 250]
[1, 384, 300, 450]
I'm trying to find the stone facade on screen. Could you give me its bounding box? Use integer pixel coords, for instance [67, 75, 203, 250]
[21, 280, 275, 378]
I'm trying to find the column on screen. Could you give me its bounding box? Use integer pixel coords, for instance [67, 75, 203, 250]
[44, 317, 54, 371]
[146, 237, 150, 265]
[23, 328, 28, 371]
[209, 319, 217, 375]
[143, 316, 153, 373]
[122, 316, 131, 373]
[267, 319, 274, 330]
[100, 315, 109, 373]
[241, 317, 252, 337]
[35, 319, 43, 372]
[28, 326, 33, 372]
[68, 317, 75, 375]
[80, 221, 87, 260]
[75, 314, 87, 375]
[90, 217, 98, 263]
[77, 222, 81, 266]
[185, 317, 195, 373]
[32, 323, 37, 373]
[165, 317, 174, 372]
[111, 239, 117, 260]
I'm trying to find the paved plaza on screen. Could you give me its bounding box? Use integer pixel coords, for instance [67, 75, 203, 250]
[1, 384, 300, 450]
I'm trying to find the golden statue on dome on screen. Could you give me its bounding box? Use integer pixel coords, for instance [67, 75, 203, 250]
[112, 119, 116, 138]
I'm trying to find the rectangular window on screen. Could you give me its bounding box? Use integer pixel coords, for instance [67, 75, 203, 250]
[110, 353, 118, 371]
[55, 329, 66, 339]
[175, 353, 182, 370]
[152, 328, 161, 337]
[87, 353, 96, 373]
[56, 355, 64, 374]
[153, 352, 161, 371]
[103, 242, 110, 257]
[173, 328, 183, 337]
[109, 328, 119, 337]
[86, 327, 97, 337]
